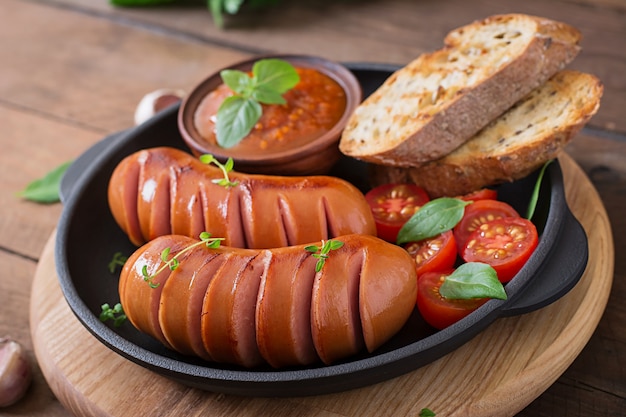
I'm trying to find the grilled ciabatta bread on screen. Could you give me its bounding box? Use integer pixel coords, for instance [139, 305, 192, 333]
[369, 70, 603, 197]
[339, 14, 582, 167]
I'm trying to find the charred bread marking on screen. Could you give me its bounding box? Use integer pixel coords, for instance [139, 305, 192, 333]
[119, 234, 417, 368]
[339, 13, 581, 167]
[108, 147, 376, 249]
[369, 70, 603, 197]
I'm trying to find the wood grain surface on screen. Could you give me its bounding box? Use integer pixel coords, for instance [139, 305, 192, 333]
[1, 1, 625, 415]
[28, 153, 613, 417]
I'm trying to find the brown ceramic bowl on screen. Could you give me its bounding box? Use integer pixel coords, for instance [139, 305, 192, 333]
[178, 54, 362, 176]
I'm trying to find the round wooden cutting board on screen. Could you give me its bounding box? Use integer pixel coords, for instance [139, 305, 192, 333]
[29, 154, 614, 417]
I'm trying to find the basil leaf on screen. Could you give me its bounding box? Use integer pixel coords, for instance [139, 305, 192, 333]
[18, 161, 72, 204]
[396, 198, 470, 244]
[215, 58, 298, 147]
[439, 262, 507, 300]
[252, 86, 287, 105]
[220, 69, 253, 96]
[252, 59, 300, 93]
[216, 95, 262, 148]
[526, 160, 552, 220]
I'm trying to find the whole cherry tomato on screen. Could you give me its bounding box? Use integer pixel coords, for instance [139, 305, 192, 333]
[416, 270, 489, 330]
[365, 184, 430, 243]
[461, 217, 539, 283]
[404, 231, 457, 277]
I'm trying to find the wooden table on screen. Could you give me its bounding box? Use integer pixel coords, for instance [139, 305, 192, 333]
[1, 1, 624, 416]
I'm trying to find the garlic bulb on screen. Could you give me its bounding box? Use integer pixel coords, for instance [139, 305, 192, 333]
[134, 88, 186, 125]
[0, 338, 32, 407]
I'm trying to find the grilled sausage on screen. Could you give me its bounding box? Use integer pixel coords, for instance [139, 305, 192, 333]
[119, 233, 417, 368]
[108, 147, 376, 248]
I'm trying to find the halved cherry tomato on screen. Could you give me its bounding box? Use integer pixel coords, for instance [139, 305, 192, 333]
[404, 230, 457, 277]
[457, 188, 498, 202]
[365, 184, 430, 243]
[453, 199, 520, 252]
[416, 270, 489, 330]
[461, 217, 538, 283]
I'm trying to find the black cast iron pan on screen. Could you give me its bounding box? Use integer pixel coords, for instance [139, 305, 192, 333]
[55, 64, 588, 397]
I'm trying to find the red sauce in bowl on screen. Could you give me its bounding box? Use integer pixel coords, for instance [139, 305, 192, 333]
[193, 67, 347, 155]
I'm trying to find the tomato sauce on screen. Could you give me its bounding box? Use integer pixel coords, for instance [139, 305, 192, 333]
[193, 67, 347, 154]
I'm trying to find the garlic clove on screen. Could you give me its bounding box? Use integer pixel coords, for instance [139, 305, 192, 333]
[0, 338, 33, 408]
[134, 88, 186, 126]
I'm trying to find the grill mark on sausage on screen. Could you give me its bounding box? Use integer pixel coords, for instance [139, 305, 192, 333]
[146, 165, 173, 240]
[311, 243, 366, 365]
[121, 237, 188, 350]
[160, 250, 224, 361]
[125, 157, 142, 245]
[277, 194, 294, 246]
[320, 195, 332, 240]
[236, 183, 252, 249]
[255, 250, 319, 367]
[201, 250, 266, 367]
[352, 248, 366, 352]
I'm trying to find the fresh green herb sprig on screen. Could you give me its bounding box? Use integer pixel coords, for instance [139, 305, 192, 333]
[419, 408, 436, 417]
[305, 239, 345, 272]
[142, 232, 223, 288]
[215, 58, 300, 148]
[199, 154, 239, 187]
[99, 303, 127, 327]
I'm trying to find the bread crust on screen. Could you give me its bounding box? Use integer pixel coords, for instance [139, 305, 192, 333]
[369, 71, 603, 197]
[339, 14, 582, 167]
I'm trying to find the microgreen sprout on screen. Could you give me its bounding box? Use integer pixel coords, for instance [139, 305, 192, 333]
[199, 154, 239, 188]
[141, 232, 224, 288]
[108, 251, 128, 274]
[99, 303, 127, 327]
[304, 239, 345, 272]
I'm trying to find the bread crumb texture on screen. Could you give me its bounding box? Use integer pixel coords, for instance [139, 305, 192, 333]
[339, 14, 581, 167]
[369, 70, 603, 197]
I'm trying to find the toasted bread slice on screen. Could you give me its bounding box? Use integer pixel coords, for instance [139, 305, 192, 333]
[339, 14, 582, 167]
[369, 70, 603, 197]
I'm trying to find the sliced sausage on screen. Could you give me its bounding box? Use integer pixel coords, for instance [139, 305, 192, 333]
[108, 147, 376, 249]
[119, 234, 417, 368]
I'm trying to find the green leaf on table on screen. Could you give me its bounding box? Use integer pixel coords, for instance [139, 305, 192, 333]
[17, 161, 72, 204]
[439, 262, 507, 300]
